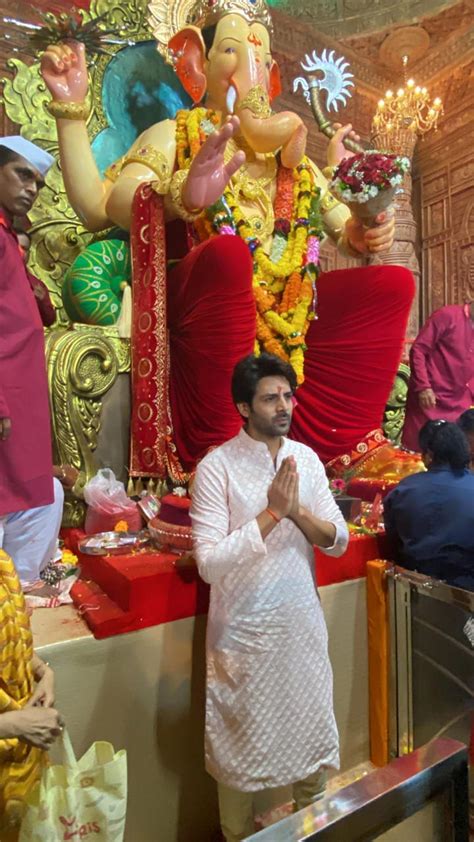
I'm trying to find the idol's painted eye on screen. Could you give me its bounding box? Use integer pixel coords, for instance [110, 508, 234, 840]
[225, 47, 236, 55]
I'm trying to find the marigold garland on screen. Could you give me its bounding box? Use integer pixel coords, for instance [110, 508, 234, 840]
[174, 109, 324, 384]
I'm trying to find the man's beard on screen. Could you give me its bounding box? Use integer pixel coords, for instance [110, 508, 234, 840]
[251, 412, 292, 438]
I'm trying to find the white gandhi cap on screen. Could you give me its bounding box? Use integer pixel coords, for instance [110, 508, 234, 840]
[0, 136, 55, 177]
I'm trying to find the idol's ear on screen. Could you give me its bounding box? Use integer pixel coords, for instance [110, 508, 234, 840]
[269, 60, 282, 102]
[168, 26, 207, 103]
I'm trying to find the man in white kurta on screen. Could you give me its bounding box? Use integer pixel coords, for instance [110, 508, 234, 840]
[191, 353, 349, 841]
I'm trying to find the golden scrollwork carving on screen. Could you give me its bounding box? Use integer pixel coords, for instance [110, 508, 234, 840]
[382, 362, 410, 445]
[1, 0, 153, 319]
[46, 325, 131, 527]
[1, 0, 150, 523]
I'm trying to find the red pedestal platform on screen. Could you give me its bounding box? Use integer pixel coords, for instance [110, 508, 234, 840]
[64, 529, 389, 639]
[316, 531, 389, 586]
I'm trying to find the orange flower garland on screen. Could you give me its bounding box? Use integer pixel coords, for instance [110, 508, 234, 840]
[174, 109, 323, 384]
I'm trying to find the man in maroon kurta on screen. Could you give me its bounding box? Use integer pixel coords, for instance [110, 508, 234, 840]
[16, 229, 56, 327]
[402, 303, 474, 451]
[0, 137, 64, 584]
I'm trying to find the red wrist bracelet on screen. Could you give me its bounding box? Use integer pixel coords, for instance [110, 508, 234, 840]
[266, 507, 281, 524]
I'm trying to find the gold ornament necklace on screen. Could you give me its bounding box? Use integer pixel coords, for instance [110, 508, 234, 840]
[224, 135, 276, 242]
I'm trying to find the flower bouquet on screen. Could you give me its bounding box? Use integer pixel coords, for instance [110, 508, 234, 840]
[328, 151, 411, 226]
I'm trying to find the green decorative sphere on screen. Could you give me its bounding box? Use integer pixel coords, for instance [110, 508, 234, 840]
[63, 240, 131, 326]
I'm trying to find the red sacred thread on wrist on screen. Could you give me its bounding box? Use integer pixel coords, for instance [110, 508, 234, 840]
[266, 507, 281, 524]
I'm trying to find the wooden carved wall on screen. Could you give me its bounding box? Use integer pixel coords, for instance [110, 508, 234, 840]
[273, 9, 474, 328]
[416, 64, 474, 321]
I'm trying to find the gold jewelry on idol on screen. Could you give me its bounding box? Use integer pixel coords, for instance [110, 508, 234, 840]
[104, 146, 172, 194]
[46, 100, 90, 121]
[169, 169, 202, 222]
[224, 135, 276, 241]
[238, 85, 271, 119]
[148, 0, 273, 63]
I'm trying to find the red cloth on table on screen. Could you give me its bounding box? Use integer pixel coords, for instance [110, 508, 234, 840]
[316, 531, 390, 586]
[291, 265, 415, 462]
[70, 545, 210, 639]
[66, 528, 389, 639]
[0, 215, 53, 514]
[402, 305, 474, 451]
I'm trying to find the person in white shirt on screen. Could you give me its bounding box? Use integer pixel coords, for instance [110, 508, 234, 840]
[191, 352, 349, 842]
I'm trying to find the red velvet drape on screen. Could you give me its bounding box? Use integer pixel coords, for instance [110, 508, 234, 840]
[167, 252, 414, 469]
[291, 265, 415, 461]
[132, 190, 414, 474]
[167, 235, 256, 470]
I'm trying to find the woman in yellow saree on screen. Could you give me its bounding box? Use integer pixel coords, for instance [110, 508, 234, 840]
[0, 550, 63, 840]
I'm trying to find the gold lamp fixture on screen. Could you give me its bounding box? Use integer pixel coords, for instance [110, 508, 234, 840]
[371, 55, 443, 156]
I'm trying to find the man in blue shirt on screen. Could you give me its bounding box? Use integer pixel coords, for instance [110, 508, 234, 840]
[384, 420, 474, 591]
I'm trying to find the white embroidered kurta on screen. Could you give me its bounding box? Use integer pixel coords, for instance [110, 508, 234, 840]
[190, 428, 349, 791]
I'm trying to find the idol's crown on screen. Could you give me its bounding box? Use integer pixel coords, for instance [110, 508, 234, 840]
[149, 0, 273, 64]
[189, 0, 273, 32]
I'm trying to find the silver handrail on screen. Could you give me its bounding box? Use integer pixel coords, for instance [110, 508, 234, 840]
[385, 565, 474, 613]
[245, 738, 469, 841]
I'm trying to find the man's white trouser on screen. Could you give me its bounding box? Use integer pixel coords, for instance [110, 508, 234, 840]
[218, 768, 327, 842]
[0, 478, 64, 586]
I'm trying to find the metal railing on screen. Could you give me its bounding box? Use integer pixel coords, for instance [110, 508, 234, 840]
[386, 567, 473, 760]
[245, 738, 469, 841]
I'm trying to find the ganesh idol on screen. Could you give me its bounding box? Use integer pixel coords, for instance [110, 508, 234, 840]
[40, 0, 415, 482]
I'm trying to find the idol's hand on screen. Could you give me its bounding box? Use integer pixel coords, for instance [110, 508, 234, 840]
[267, 456, 298, 520]
[345, 210, 395, 255]
[181, 116, 245, 213]
[327, 123, 360, 168]
[41, 41, 88, 103]
[0, 417, 11, 441]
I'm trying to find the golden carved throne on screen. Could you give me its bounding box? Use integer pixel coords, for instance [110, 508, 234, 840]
[44, 326, 131, 525]
[382, 362, 410, 445]
[1, 0, 191, 525]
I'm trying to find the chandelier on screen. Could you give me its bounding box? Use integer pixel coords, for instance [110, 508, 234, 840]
[371, 55, 443, 156]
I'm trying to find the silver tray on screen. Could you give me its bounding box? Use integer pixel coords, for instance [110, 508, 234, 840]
[78, 530, 150, 556]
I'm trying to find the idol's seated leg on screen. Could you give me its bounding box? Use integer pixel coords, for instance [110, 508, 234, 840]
[167, 235, 256, 470]
[293, 265, 415, 461]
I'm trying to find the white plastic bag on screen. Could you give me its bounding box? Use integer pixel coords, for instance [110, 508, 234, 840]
[19, 729, 127, 841]
[83, 469, 130, 513]
[83, 469, 141, 534]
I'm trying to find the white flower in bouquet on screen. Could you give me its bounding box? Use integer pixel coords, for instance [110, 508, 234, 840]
[329, 151, 411, 224]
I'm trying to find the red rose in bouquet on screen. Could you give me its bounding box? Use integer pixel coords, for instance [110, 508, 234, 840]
[329, 151, 411, 225]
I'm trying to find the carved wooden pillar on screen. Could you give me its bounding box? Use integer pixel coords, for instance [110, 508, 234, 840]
[369, 131, 420, 338]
